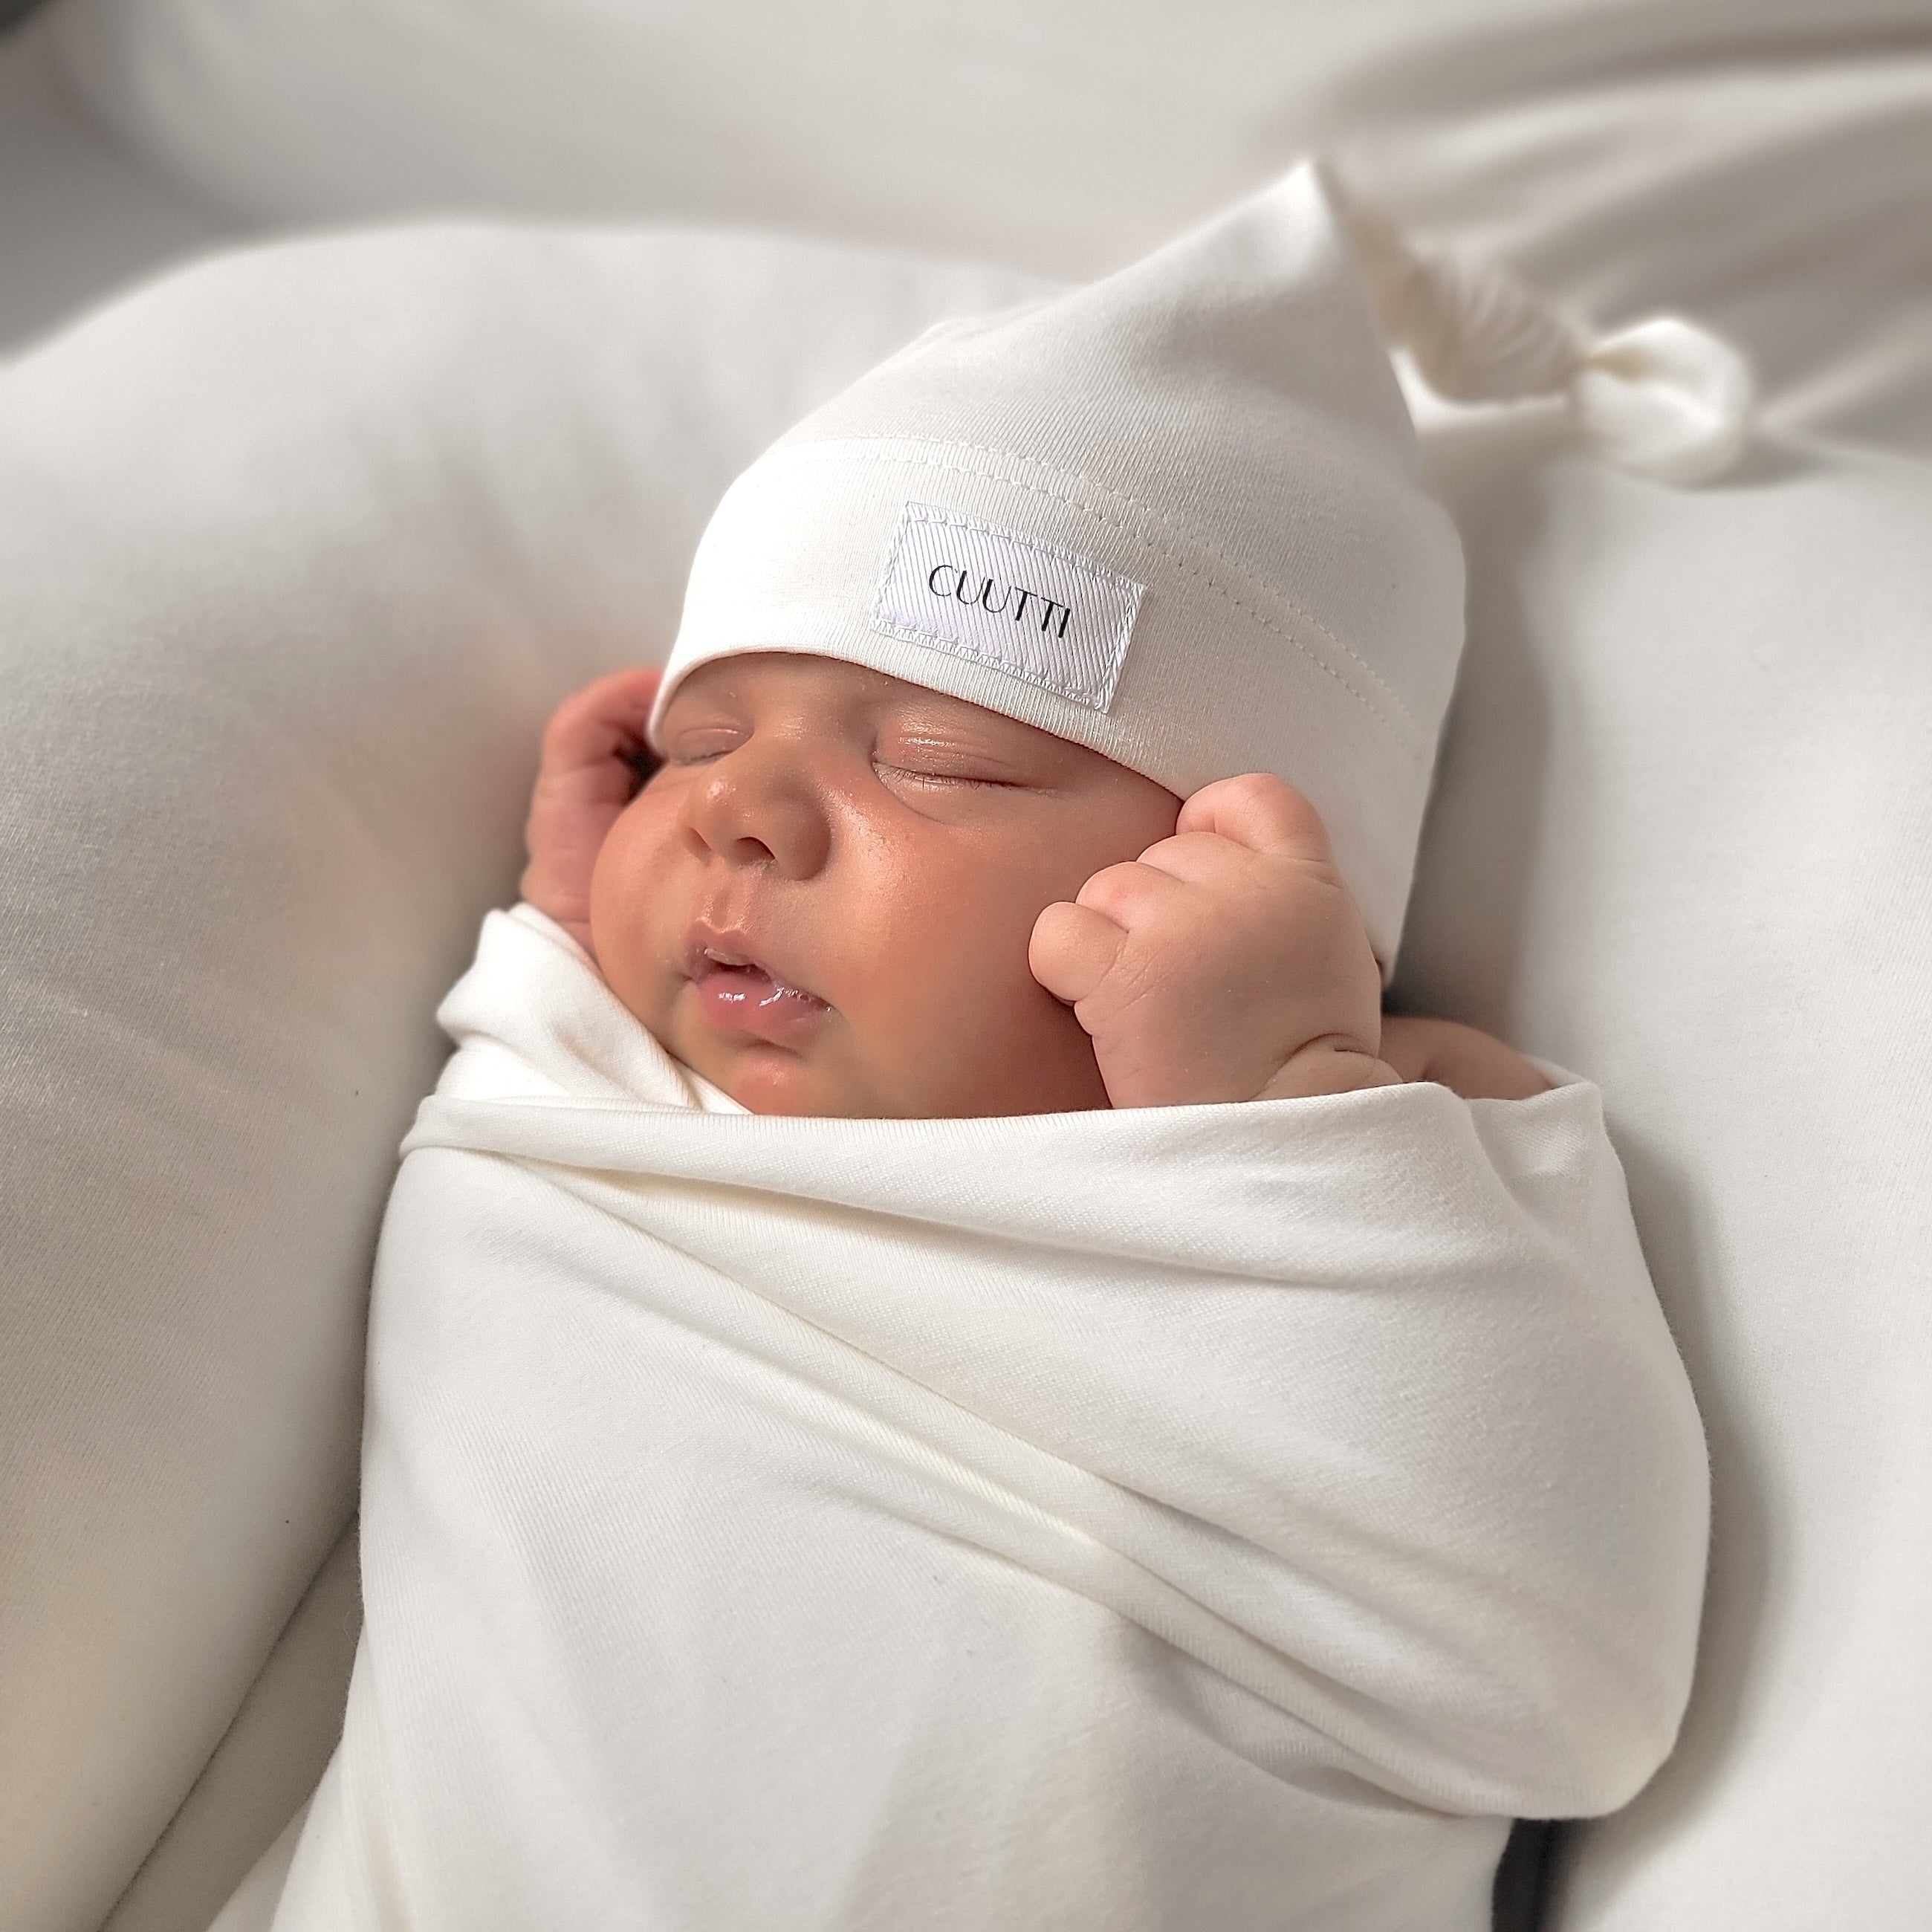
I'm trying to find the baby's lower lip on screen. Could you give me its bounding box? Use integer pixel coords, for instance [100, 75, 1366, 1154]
[690, 961, 829, 1045]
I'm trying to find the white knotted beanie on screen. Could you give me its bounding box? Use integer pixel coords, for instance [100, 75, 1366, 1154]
[652, 160, 1751, 967]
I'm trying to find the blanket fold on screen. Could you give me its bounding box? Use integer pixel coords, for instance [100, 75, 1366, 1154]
[274, 905, 1707, 1932]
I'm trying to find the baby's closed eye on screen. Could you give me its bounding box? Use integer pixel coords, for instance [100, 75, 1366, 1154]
[874, 757, 1019, 789]
[872, 729, 1036, 790]
[659, 724, 745, 766]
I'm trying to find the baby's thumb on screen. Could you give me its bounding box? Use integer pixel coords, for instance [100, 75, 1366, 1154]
[1028, 901, 1127, 1009]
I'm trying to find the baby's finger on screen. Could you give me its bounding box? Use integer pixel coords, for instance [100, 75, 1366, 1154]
[1128, 828, 1252, 889]
[1071, 856, 1191, 929]
[1176, 772, 1333, 862]
[539, 665, 665, 784]
[1029, 901, 1129, 1006]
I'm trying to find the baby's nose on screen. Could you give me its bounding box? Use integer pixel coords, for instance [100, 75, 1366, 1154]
[682, 754, 831, 880]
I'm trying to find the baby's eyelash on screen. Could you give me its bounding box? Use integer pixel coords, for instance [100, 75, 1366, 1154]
[661, 736, 740, 768]
[874, 759, 1015, 789]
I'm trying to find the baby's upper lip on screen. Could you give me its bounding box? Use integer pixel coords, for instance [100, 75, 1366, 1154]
[681, 920, 823, 1004]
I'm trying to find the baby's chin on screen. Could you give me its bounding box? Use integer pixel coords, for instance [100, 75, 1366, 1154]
[684, 1036, 998, 1121]
[658, 988, 977, 1118]
[664, 1021, 881, 1118]
[720, 1049, 860, 1118]
[655, 990, 1111, 1119]
[716, 1046, 1111, 1121]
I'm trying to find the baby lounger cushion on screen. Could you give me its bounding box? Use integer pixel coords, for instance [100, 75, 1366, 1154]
[4, 228, 1932, 1932]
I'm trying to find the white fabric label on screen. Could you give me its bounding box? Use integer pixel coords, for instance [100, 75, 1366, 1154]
[872, 502, 1146, 711]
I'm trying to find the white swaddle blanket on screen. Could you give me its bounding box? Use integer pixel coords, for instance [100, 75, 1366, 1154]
[272, 904, 1708, 1932]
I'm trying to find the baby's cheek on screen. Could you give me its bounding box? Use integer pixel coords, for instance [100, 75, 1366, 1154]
[865, 902, 1108, 1116]
[586, 805, 681, 1028]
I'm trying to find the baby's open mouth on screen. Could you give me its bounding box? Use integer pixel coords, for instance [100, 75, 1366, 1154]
[684, 936, 829, 1046]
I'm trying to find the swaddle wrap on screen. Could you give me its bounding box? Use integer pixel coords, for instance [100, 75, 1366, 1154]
[272, 904, 1708, 1932]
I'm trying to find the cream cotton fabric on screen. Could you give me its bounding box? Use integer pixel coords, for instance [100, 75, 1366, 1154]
[268, 904, 1708, 1931]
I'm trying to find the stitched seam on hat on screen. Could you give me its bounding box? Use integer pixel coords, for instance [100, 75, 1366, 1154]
[768, 436, 1429, 753]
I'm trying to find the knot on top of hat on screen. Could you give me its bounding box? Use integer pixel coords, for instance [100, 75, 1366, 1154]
[1567, 317, 1755, 486]
[1328, 172, 1754, 486]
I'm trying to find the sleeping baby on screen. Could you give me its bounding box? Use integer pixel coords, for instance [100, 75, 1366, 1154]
[520, 657, 1549, 1121]
[270, 163, 1711, 1931]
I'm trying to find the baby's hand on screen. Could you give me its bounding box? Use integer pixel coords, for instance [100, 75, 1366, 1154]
[521, 666, 663, 959]
[1028, 774, 1400, 1108]
[1378, 1014, 1552, 1100]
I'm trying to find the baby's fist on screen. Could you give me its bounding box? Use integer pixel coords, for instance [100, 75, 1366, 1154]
[1028, 774, 1398, 1109]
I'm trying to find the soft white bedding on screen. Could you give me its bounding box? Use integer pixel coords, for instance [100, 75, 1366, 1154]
[270, 904, 1707, 1931]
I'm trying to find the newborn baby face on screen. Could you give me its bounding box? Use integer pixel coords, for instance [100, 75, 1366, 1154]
[589, 654, 1180, 1117]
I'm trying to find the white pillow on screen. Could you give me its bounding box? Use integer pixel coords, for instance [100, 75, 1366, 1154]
[0, 221, 1037, 1932]
[54, 0, 1932, 455]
